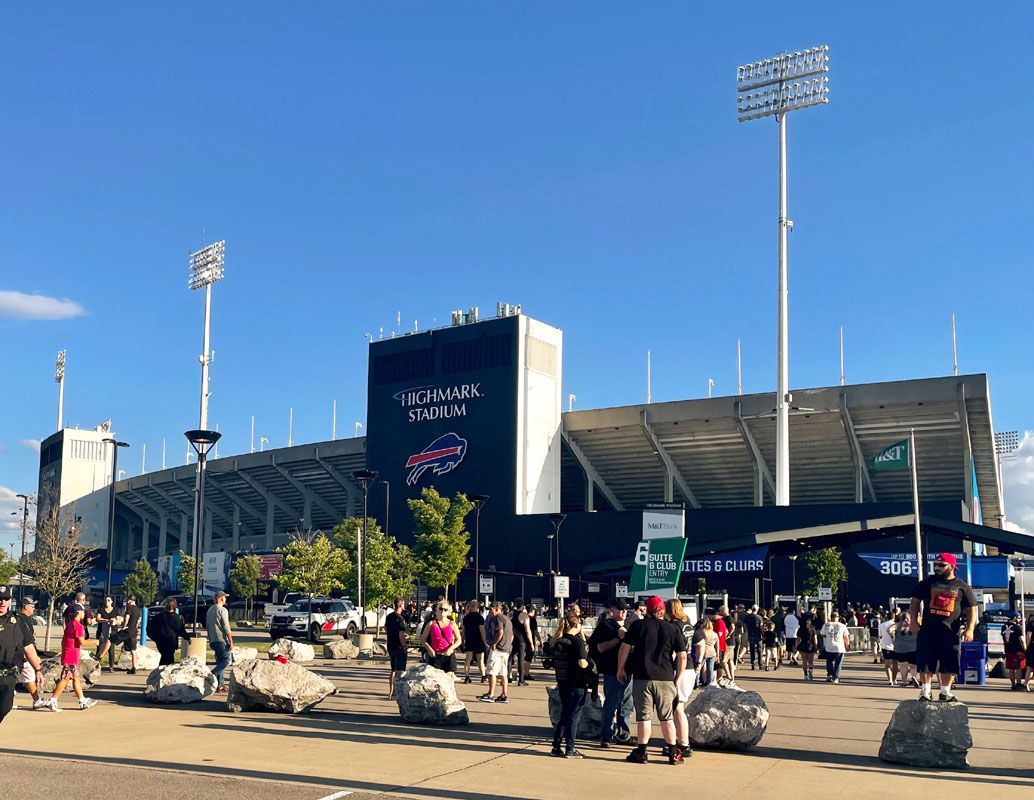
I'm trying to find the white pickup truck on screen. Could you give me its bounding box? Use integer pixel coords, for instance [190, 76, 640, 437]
[263, 592, 305, 621]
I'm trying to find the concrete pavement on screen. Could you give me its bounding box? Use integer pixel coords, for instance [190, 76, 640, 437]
[3, 650, 1032, 800]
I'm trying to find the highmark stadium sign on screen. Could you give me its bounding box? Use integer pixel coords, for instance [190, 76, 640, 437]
[393, 383, 484, 423]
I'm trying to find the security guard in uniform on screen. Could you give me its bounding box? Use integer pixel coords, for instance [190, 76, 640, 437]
[0, 585, 44, 723]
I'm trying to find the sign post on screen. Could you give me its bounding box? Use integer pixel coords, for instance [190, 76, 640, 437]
[479, 575, 494, 603]
[554, 575, 570, 616]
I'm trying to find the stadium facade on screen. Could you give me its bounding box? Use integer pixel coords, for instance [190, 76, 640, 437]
[38, 308, 1031, 605]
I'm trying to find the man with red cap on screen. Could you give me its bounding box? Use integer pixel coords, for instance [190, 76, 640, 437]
[908, 553, 978, 702]
[616, 595, 688, 764]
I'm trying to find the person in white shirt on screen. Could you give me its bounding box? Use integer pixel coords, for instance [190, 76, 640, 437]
[820, 611, 851, 684]
[783, 611, 800, 664]
[878, 611, 899, 686]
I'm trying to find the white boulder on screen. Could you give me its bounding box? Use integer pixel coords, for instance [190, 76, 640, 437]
[395, 664, 468, 725]
[688, 683, 769, 750]
[227, 659, 336, 713]
[268, 639, 315, 662]
[119, 645, 162, 671]
[144, 655, 217, 703]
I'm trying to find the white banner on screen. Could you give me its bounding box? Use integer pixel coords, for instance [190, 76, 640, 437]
[642, 508, 685, 541]
[203, 552, 228, 591]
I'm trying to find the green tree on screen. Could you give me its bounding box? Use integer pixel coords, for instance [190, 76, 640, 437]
[122, 559, 158, 607]
[229, 554, 262, 620]
[0, 551, 18, 585]
[333, 518, 416, 629]
[408, 488, 472, 605]
[177, 551, 198, 595]
[802, 548, 848, 602]
[276, 531, 351, 599]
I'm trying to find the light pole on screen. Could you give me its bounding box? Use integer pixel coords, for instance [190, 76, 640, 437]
[738, 45, 830, 506]
[789, 553, 798, 598]
[15, 493, 29, 603]
[55, 350, 66, 430]
[994, 431, 1020, 526]
[548, 513, 566, 612]
[352, 469, 378, 632]
[102, 438, 130, 597]
[185, 428, 221, 634]
[188, 240, 225, 627]
[469, 495, 489, 602]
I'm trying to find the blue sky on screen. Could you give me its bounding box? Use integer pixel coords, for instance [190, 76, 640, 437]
[2, 3, 1032, 546]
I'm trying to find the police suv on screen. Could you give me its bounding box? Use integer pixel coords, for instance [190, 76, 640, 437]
[268, 598, 361, 642]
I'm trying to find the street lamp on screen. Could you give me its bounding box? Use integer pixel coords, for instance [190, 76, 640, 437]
[352, 469, 378, 632]
[102, 438, 130, 597]
[15, 493, 29, 603]
[738, 45, 830, 507]
[789, 553, 798, 598]
[185, 428, 221, 633]
[468, 495, 489, 602]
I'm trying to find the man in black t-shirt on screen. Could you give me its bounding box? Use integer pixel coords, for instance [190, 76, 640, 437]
[909, 553, 978, 702]
[385, 598, 408, 699]
[617, 596, 688, 765]
[588, 599, 632, 746]
[1001, 611, 1026, 690]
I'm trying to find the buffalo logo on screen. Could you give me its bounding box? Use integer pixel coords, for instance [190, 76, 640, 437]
[405, 433, 468, 486]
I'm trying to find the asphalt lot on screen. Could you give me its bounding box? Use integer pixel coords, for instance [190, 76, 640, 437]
[3, 645, 1032, 800]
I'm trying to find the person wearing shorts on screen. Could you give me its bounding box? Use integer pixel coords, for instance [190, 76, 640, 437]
[480, 602, 512, 703]
[49, 605, 97, 711]
[1002, 612, 1027, 690]
[909, 553, 977, 702]
[893, 612, 918, 687]
[879, 611, 899, 686]
[617, 596, 688, 765]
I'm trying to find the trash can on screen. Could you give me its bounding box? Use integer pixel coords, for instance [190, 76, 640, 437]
[957, 642, 987, 685]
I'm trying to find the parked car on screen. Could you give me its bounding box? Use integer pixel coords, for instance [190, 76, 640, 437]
[150, 593, 217, 625]
[268, 598, 362, 642]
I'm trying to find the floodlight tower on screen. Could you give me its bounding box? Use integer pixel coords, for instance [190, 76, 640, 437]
[994, 431, 1020, 525]
[737, 46, 830, 506]
[187, 240, 225, 578]
[54, 350, 66, 430]
[188, 240, 225, 430]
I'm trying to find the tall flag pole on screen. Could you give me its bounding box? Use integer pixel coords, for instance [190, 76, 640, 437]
[909, 428, 923, 580]
[872, 434, 923, 579]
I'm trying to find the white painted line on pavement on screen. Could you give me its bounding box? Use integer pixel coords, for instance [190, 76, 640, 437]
[315, 792, 352, 800]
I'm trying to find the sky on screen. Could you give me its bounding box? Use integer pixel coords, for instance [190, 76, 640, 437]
[1, 3, 1032, 549]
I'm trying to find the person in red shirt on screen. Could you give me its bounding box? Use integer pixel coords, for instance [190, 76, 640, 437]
[708, 609, 728, 680]
[47, 606, 98, 711]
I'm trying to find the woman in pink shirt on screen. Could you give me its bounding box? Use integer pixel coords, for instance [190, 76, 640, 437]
[420, 602, 460, 676]
[48, 605, 98, 711]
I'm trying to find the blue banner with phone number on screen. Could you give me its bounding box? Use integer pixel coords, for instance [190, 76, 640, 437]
[857, 552, 967, 580]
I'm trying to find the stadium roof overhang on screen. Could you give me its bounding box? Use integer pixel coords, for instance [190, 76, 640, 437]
[561, 373, 1002, 525]
[113, 437, 367, 545]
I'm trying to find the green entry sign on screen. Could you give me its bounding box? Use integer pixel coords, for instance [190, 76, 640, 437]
[629, 537, 688, 594]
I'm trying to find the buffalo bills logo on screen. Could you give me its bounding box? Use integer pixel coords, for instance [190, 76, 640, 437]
[405, 433, 468, 486]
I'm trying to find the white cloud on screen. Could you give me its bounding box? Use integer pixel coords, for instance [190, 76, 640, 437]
[19, 439, 41, 455]
[0, 290, 86, 320]
[0, 486, 27, 534]
[1001, 430, 1034, 535]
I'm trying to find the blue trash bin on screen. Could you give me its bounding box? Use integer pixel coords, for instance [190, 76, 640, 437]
[957, 642, 988, 685]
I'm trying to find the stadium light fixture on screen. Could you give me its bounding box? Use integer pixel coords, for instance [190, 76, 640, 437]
[737, 45, 830, 507]
[994, 430, 1020, 527]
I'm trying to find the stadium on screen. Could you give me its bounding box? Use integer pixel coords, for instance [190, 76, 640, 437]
[37, 306, 1031, 608]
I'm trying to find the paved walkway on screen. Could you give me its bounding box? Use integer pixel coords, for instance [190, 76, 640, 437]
[3, 651, 1032, 800]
